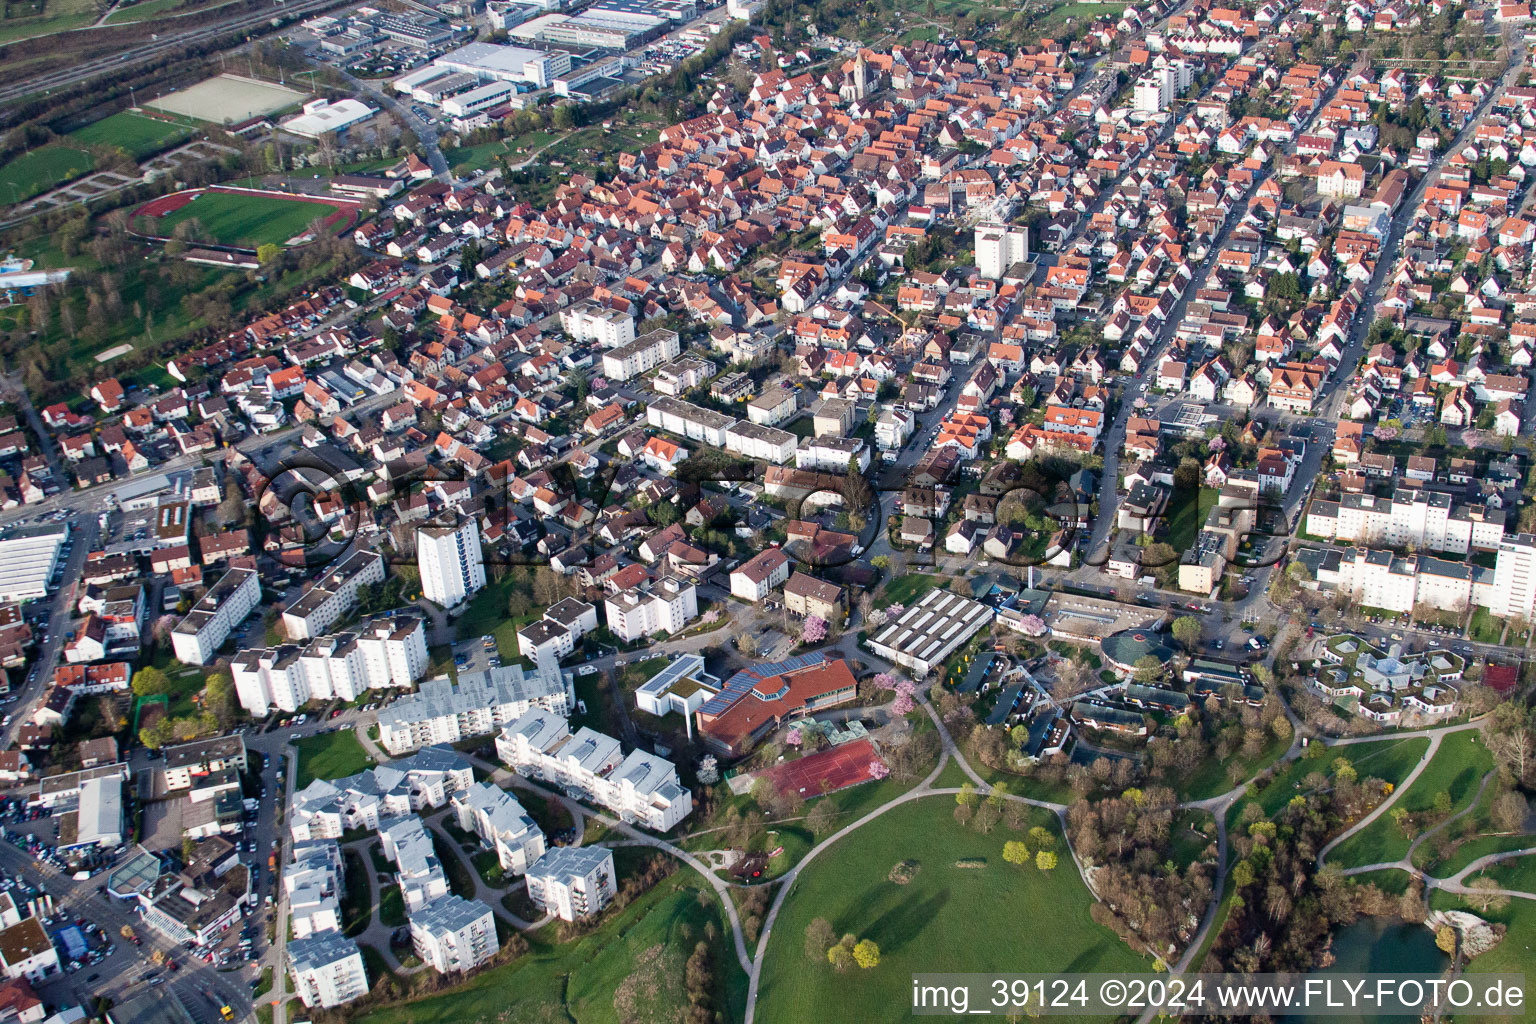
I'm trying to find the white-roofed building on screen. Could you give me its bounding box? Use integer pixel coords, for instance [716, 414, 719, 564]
[0, 529, 67, 603]
[75, 776, 124, 848]
[409, 895, 497, 974]
[525, 846, 616, 922]
[450, 782, 546, 874]
[280, 99, 378, 138]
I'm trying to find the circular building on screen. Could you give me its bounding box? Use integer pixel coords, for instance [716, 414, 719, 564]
[1100, 627, 1176, 674]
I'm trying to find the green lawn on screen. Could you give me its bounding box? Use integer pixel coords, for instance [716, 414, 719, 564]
[1421, 832, 1535, 877]
[349, 866, 746, 1024]
[455, 573, 544, 662]
[1228, 737, 1429, 828]
[0, 0, 99, 46]
[1328, 731, 1492, 869]
[153, 190, 343, 248]
[875, 573, 944, 609]
[1167, 487, 1220, 554]
[0, 144, 95, 202]
[105, 0, 242, 22]
[68, 111, 194, 158]
[755, 796, 1148, 1023]
[1175, 726, 1292, 802]
[292, 730, 372, 788]
[1347, 867, 1413, 896]
[378, 883, 405, 927]
[1483, 852, 1536, 894]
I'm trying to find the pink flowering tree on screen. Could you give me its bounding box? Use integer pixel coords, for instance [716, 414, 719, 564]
[885, 602, 905, 620]
[802, 616, 827, 643]
[1207, 436, 1226, 452]
[1017, 613, 1048, 637]
[1373, 425, 1399, 442]
[591, 376, 610, 391]
[872, 672, 899, 691]
[867, 761, 890, 780]
[891, 692, 915, 716]
[894, 680, 919, 698]
[785, 727, 803, 748]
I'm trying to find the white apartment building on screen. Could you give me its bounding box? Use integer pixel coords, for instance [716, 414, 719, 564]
[747, 386, 797, 427]
[875, 407, 916, 450]
[451, 782, 547, 874]
[645, 396, 736, 446]
[287, 933, 368, 1009]
[410, 896, 498, 974]
[282, 551, 387, 640]
[497, 709, 694, 832]
[418, 515, 486, 608]
[375, 663, 572, 755]
[525, 846, 616, 922]
[380, 815, 451, 912]
[599, 327, 679, 381]
[232, 615, 428, 715]
[560, 301, 635, 348]
[603, 575, 698, 642]
[288, 747, 474, 841]
[515, 597, 598, 669]
[285, 841, 345, 940]
[724, 421, 797, 464]
[170, 567, 260, 665]
[1305, 491, 1505, 556]
[795, 436, 870, 473]
[1326, 538, 1536, 620]
[975, 223, 1029, 280]
[730, 548, 790, 602]
[1132, 62, 1191, 111]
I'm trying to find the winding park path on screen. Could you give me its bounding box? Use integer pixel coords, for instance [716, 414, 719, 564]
[344, 635, 1532, 1024]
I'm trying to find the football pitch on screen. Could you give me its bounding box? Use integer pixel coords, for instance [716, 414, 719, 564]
[152, 190, 344, 249]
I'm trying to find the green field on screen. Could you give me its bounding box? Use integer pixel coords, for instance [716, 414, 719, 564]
[292, 730, 373, 788]
[1485, 852, 1536, 894]
[153, 190, 343, 249]
[1228, 737, 1429, 828]
[1328, 731, 1492, 869]
[0, 0, 99, 45]
[874, 572, 944, 609]
[69, 111, 194, 158]
[1167, 487, 1220, 554]
[0, 143, 94, 202]
[755, 797, 1147, 1023]
[104, 0, 242, 22]
[351, 859, 747, 1024]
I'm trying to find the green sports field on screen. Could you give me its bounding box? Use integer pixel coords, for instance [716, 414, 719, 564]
[0, 143, 94, 202]
[153, 190, 344, 248]
[68, 111, 194, 159]
[755, 796, 1148, 1023]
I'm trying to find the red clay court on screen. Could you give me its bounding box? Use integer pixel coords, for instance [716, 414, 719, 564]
[759, 738, 884, 798]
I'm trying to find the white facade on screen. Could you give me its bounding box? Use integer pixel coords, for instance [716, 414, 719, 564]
[525, 846, 616, 922]
[1305, 491, 1504, 556]
[600, 327, 679, 380]
[646, 396, 736, 446]
[282, 551, 387, 640]
[287, 933, 368, 1009]
[975, 223, 1029, 280]
[451, 782, 547, 874]
[170, 568, 261, 666]
[419, 517, 486, 609]
[410, 896, 498, 974]
[724, 421, 797, 464]
[375, 663, 572, 755]
[603, 576, 698, 642]
[561, 302, 635, 347]
[497, 709, 693, 831]
[232, 616, 428, 716]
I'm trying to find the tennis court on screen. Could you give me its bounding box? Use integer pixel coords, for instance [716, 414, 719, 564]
[757, 738, 884, 797]
[146, 74, 305, 125]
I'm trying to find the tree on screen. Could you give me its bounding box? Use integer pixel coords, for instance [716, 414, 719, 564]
[696, 756, 719, 785]
[802, 616, 827, 643]
[1028, 826, 1055, 850]
[1462, 877, 1510, 913]
[827, 940, 854, 972]
[1490, 790, 1528, 832]
[806, 798, 838, 837]
[1016, 613, 1047, 637]
[204, 672, 236, 727]
[956, 781, 977, 808]
[804, 918, 836, 963]
[1171, 616, 1202, 652]
[131, 666, 171, 698]
[852, 939, 880, 969]
[1035, 850, 1057, 871]
[1436, 924, 1457, 955]
[1003, 840, 1031, 866]
[867, 760, 889, 780]
[256, 243, 282, 266]
[1132, 655, 1164, 684]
